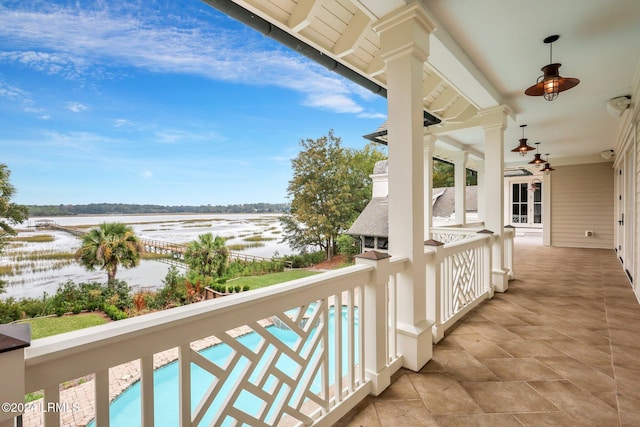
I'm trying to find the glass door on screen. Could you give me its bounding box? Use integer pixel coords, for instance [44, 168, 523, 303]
[511, 181, 542, 226]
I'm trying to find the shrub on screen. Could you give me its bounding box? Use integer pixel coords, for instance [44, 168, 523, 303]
[103, 304, 127, 321]
[336, 234, 359, 263]
[282, 250, 326, 268]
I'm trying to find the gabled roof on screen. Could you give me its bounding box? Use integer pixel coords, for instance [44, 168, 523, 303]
[348, 187, 478, 238]
[347, 197, 388, 238]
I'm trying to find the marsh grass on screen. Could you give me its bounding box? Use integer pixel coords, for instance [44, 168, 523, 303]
[244, 235, 277, 242]
[11, 234, 55, 243]
[226, 242, 266, 250]
[13, 251, 75, 262]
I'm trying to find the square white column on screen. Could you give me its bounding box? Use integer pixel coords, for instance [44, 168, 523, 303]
[374, 1, 435, 371]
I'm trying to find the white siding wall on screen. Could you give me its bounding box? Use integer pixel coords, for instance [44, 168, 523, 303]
[635, 122, 640, 293]
[550, 163, 614, 248]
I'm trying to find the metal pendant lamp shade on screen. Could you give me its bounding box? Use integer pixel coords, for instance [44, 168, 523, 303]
[525, 35, 579, 101]
[528, 142, 546, 165]
[511, 124, 536, 157]
[542, 154, 556, 174]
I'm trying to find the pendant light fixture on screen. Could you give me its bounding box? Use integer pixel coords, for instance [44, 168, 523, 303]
[542, 154, 555, 174]
[511, 124, 536, 157]
[525, 35, 580, 101]
[528, 142, 545, 165]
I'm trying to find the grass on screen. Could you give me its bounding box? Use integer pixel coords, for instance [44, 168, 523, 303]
[19, 313, 108, 340]
[11, 234, 55, 243]
[230, 270, 320, 289]
[243, 235, 276, 242]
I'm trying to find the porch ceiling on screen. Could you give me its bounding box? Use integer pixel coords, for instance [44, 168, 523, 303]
[208, 0, 640, 168]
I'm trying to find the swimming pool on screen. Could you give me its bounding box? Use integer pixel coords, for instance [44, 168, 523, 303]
[89, 306, 358, 426]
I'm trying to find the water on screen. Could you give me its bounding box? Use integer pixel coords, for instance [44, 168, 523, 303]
[2, 214, 292, 299]
[89, 306, 357, 426]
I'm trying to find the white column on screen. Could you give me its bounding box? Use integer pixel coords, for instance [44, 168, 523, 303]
[480, 106, 510, 292]
[424, 135, 436, 239]
[476, 160, 485, 223]
[355, 251, 392, 395]
[453, 151, 468, 225]
[373, 2, 435, 371]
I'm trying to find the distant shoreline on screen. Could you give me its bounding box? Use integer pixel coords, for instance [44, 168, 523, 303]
[25, 202, 290, 217]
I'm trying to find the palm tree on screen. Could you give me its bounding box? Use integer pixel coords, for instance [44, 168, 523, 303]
[75, 222, 144, 285]
[184, 233, 229, 278]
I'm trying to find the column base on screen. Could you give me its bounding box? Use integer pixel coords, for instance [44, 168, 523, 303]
[397, 319, 433, 371]
[492, 269, 510, 292]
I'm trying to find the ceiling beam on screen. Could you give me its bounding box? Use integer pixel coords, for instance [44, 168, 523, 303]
[288, 0, 324, 32]
[427, 85, 458, 112]
[333, 10, 370, 58]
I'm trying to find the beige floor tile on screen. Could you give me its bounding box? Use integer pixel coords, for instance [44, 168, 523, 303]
[434, 413, 523, 427]
[481, 357, 562, 381]
[461, 381, 557, 413]
[495, 339, 565, 358]
[426, 349, 499, 382]
[375, 372, 420, 401]
[537, 356, 616, 393]
[448, 334, 513, 359]
[408, 372, 482, 415]
[514, 411, 596, 427]
[373, 399, 438, 427]
[340, 401, 381, 427]
[528, 380, 620, 426]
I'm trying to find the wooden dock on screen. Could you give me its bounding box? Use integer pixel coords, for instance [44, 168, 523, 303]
[38, 222, 291, 268]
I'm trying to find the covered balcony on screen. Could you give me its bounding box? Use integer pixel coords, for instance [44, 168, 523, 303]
[1, 1, 640, 426]
[337, 236, 640, 426]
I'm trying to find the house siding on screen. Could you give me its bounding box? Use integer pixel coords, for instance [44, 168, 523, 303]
[635, 110, 640, 297]
[550, 163, 614, 249]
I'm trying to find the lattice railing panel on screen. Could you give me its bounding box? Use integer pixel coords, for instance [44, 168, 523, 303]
[182, 299, 359, 426]
[441, 245, 484, 323]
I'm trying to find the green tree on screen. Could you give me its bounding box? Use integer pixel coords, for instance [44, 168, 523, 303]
[281, 130, 386, 259]
[184, 233, 229, 279]
[75, 222, 144, 285]
[432, 159, 477, 187]
[0, 164, 29, 293]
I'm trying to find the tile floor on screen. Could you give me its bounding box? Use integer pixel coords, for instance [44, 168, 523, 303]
[337, 236, 640, 426]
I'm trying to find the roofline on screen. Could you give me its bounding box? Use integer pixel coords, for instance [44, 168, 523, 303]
[202, 0, 441, 128]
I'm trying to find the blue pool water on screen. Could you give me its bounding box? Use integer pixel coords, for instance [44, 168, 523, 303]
[89, 307, 357, 426]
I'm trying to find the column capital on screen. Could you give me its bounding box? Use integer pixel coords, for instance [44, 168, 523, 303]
[423, 134, 437, 151]
[450, 150, 468, 164]
[478, 105, 511, 131]
[373, 1, 435, 63]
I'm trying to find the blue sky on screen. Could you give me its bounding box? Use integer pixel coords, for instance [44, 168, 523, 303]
[0, 0, 387, 205]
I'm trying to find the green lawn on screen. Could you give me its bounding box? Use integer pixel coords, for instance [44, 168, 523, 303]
[230, 270, 320, 289]
[20, 313, 108, 340]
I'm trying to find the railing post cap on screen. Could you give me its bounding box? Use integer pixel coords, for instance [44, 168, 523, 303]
[355, 250, 391, 260]
[477, 229, 494, 234]
[504, 225, 515, 229]
[0, 324, 31, 354]
[424, 239, 444, 246]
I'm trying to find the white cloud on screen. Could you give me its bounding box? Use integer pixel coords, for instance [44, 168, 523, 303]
[38, 115, 51, 120]
[357, 111, 387, 120]
[66, 101, 89, 113]
[0, 80, 25, 99]
[142, 170, 153, 178]
[154, 129, 221, 145]
[113, 119, 132, 128]
[0, 2, 383, 117]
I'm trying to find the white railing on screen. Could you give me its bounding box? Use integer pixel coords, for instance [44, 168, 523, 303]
[15, 256, 407, 427]
[503, 226, 515, 280]
[431, 225, 485, 244]
[426, 233, 493, 342]
[3, 232, 502, 427]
